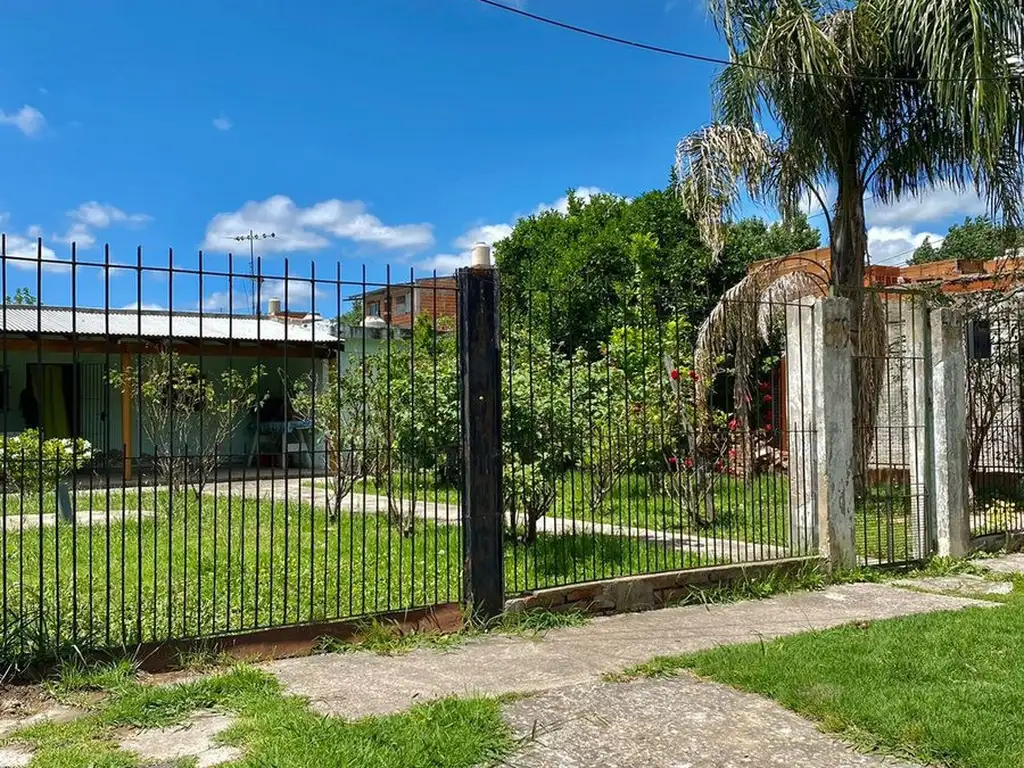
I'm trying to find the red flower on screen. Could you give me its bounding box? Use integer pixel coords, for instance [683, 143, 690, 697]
[683, 458, 694, 469]
[759, 381, 771, 392]
[764, 394, 773, 403]
[714, 459, 725, 472]
[764, 423, 774, 433]
[667, 456, 678, 465]
[688, 370, 698, 381]
[729, 448, 737, 458]
[728, 419, 740, 431]
[670, 369, 680, 381]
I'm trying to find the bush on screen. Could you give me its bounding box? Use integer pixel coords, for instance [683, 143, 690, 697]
[0, 429, 92, 492]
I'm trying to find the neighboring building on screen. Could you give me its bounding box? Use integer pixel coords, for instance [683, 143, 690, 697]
[360, 276, 457, 330]
[0, 305, 341, 478]
[762, 247, 1024, 486]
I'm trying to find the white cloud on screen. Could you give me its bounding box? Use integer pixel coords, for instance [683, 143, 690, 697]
[418, 253, 471, 273]
[202, 276, 325, 312]
[121, 301, 165, 311]
[58, 202, 152, 248]
[202, 195, 434, 253]
[0, 106, 45, 137]
[38, 87, 48, 96]
[212, 115, 232, 132]
[454, 224, 514, 251]
[534, 186, 606, 215]
[867, 185, 987, 227]
[868, 226, 944, 265]
[5, 232, 65, 272]
[420, 187, 611, 274]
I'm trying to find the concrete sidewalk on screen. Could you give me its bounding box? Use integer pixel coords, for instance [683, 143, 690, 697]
[266, 581, 987, 719]
[262, 580, 991, 766]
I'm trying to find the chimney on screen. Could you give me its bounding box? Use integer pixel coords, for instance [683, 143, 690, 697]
[268, 297, 282, 316]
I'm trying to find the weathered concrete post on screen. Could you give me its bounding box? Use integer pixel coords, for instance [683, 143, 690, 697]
[814, 297, 856, 570]
[785, 297, 818, 553]
[904, 299, 933, 559]
[930, 307, 970, 557]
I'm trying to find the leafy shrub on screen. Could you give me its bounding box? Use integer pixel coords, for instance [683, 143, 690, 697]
[0, 429, 92, 492]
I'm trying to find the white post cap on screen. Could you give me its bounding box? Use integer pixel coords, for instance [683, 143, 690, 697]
[471, 242, 492, 268]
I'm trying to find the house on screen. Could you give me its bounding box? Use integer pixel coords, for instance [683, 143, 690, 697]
[359, 276, 457, 330]
[0, 304, 341, 479]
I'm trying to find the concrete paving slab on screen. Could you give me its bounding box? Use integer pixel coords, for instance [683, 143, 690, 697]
[0, 704, 85, 738]
[118, 712, 239, 767]
[0, 746, 33, 768]
[504, 676, 921, 767]
[893, 574, 1013, 597]
[266, 582, 990, 720]
[977, 553, 1024, 575]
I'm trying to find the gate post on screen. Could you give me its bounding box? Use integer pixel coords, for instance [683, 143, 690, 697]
[930, 307, 970, 557]
[814, 297, 857, 570]
[904, 297, 935, 559]
[457, 244, 505, 621]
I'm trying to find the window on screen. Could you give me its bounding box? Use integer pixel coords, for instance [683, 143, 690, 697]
[968, 318, 992, 360]
[368, 302, 380, 317]
[394, 294, 407, 312]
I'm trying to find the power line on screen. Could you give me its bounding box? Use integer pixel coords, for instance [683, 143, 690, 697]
[473, 0, 1023, 85]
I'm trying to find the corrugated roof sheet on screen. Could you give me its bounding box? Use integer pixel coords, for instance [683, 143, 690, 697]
[0, 306, 339, 344]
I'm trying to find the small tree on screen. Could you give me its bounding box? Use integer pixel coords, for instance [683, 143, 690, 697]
[111, 348, 267, 498]
[291, 361, 369, 521]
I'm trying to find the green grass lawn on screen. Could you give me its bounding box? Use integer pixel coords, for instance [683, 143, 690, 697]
[632, 584, 1024, 767]
[7, 664, 514, 768]
[0, 488, 702, 658]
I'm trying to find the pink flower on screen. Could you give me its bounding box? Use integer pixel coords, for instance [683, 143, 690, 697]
[764, 394, 773, 404]
[683, 458, 694, 469]
[667, 456, 678, 465]
[728, 419, 740, 431]
[729, 448, 737, 458]
[764, 424, 774, 433]
[714, 460, 725, 472]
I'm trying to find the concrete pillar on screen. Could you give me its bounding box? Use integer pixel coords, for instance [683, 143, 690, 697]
[814, 298, 856, 570]
[785, 297, 818, 554]
[903, 299, 932, 559]
[931, 307, 970, 557]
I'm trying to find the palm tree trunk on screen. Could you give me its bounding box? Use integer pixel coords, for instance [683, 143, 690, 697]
[832, 171, 881, 496]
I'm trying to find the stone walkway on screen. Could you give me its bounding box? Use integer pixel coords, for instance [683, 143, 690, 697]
[265, 582, 987, 719]
[0, 562, 1015, 767]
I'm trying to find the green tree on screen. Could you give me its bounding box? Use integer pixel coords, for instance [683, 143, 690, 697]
[912, 217, 1023, 265]
[495, 184, 819, 352]
[676, 0, 1023, 301]
[5, 287, 36, 305]
[910, 237, 942, 266]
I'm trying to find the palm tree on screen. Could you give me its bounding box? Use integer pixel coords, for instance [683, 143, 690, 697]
[679, 0, 1023, 485]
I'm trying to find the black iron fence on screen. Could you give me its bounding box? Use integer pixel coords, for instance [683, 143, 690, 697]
[849, 288, 931, 567]
[0, 238, 463, 660]
[963, 289, 1024, 537]
[5, 237, 992, 662]
[500, 287, 817, 595]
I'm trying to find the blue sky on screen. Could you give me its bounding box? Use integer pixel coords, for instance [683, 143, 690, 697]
[0, 0, 987, 314]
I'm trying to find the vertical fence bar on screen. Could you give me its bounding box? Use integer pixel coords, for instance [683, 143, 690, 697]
[458, 245, 503, 620]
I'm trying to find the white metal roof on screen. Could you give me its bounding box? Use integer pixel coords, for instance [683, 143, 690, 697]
[0, 306, 339, 345]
